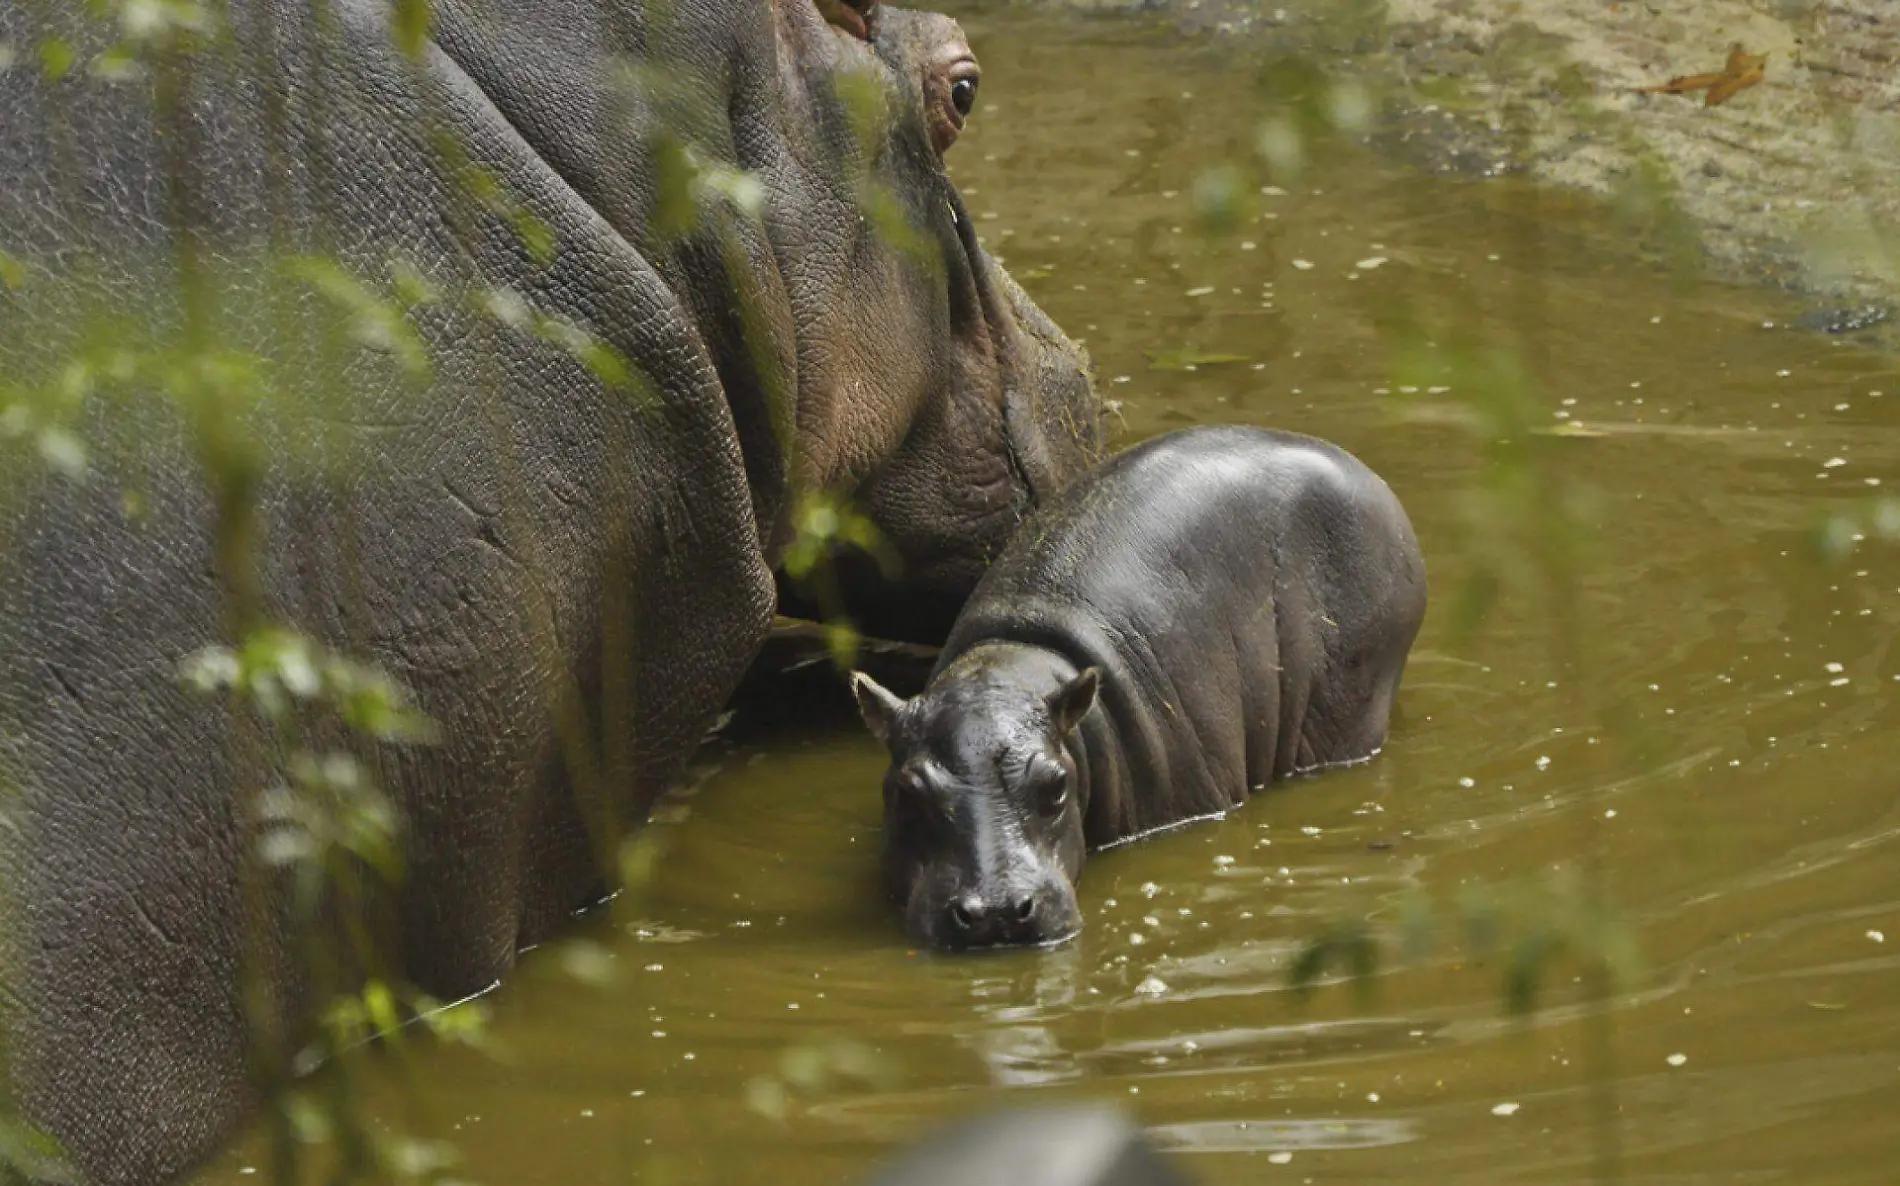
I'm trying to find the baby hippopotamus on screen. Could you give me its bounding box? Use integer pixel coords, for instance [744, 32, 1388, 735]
[850, 425, 1427, 950]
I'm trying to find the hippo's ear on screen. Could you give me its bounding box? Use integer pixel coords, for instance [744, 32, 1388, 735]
[1047, 667, 1099, 736]
[851, 672, 909, 746]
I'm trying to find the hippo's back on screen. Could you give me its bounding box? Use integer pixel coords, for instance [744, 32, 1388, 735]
[949, 425, 1420, 638]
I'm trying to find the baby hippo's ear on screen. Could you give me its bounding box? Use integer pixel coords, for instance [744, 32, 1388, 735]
[1047, 667, 1100, 735]
[850, 671, 909, 746]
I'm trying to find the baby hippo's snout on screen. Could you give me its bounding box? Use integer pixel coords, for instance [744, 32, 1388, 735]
[949, 889, 1035, 934]
[935, 877, 1077, 950]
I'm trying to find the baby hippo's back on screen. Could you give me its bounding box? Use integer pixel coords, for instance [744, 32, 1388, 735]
[941, 426, 1428, 840]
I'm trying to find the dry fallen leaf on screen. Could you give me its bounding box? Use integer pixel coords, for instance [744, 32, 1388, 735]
[1637, 70, 1728, 97]
[1634, 43, 1767, 108]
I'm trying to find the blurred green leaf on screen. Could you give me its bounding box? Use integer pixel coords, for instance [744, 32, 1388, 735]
[1289, 918, 1378, 1000]
[782, 493, 898, 583]
[364, 980, 403, 1040]
[114, 0, 217, 44]
[1191, 164, 1250, 234]
[455, 162, 556, 263]
[832, 66, 893, 157]
[180, 645, 241, 693]
[1585, 900, 1643, 991]
[0, 1117, 79, 1185]
[531, 312, 646, 401]
[744, 1076, 790, 1123]
[651, 136, 699, 242]
[1249, 55, 1349, 185]
[38, 39, 75, 80]
[0, 249, 26, 290]
[1815, 496, 1900, 563]
[417, 997, 491, 1050]
[1457, 885, 1501, 958]
[477, 288, 657, 407]
[285, 256, 433, 382]
[701, 162, 765, 220]
[572, 337, 640, 394]
[1503, 926, 1557, 1016]
[1145, 347, 1250, 371]
[824, 620, 860, 670]
[35, 426, 87, 482]
[1327, 79, 1375, 133]
[323, 992, 371, 1048]
[513, 208, 556, 266]
[822, 67, 940, 275]
[480, 285, 531, 331]
[781, 1045, 829, 1091]
[1446, 562, 1501, 641]
[286, 1091, 333, 1146]
[1343, 926, 1379, 1005]
[618, 829, 669, 895]
[750, 1037, 899, 1123]
[181, 626, 437, 913]
[1256, 114, 1305, 180]
[89, 43, 143, 82]
[558, 939, 618, 988]
[390, 0, 433, 60]
[825, 1038, 897, 1088]
[389, 259, 441, 308]
[386, 1137, 458, 1180]
[1288, 935, 1330, 997]
[258, 827, 315, 869]
[1396, 890, 1436, 964]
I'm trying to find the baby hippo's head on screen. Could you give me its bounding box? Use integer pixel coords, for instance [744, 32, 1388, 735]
[851, 652, 1099, 951]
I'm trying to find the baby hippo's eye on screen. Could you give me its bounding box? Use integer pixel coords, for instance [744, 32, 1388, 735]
[888, 768, 954, 828]
[1029, 760, 1069, 817]
[950, 76, 978, 117]
[885, 769, 924, 807]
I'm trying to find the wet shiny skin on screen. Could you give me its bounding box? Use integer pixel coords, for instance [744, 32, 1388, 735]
[204, 10, 1900, 1184]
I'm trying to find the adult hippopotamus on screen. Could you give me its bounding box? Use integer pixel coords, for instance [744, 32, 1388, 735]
[852, 426, 1425, 950]
[0, 0, 1098, 1180]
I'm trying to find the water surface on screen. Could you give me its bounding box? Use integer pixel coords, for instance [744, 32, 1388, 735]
[207, 10, 1900, 1183]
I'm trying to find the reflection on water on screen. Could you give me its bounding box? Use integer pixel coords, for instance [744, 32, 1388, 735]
[204, 8, 1900, 1184]
[1147, 1116, 1420, 1153]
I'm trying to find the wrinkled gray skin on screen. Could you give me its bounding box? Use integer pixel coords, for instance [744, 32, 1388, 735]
[854, 427, 1425, 950]
[0, 1, 1099, 1181]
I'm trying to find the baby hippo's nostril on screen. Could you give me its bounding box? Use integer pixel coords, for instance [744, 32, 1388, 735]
[943, 892, 1042, 944]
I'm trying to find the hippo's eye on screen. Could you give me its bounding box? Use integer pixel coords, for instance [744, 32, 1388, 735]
[888, 770, 926, 803]
[1030, 766, 1068, 817]
[950, 76, 979, 118]
[889, 770, 954, 826]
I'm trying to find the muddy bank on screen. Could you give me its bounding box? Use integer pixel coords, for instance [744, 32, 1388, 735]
[976, 0, 1900, 324]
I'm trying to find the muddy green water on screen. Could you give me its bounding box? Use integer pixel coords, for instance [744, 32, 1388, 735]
[207, 11, 1900, 1184]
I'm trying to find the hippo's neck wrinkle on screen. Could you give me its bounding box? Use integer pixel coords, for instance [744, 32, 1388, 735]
[942, 638, 1068, 678]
